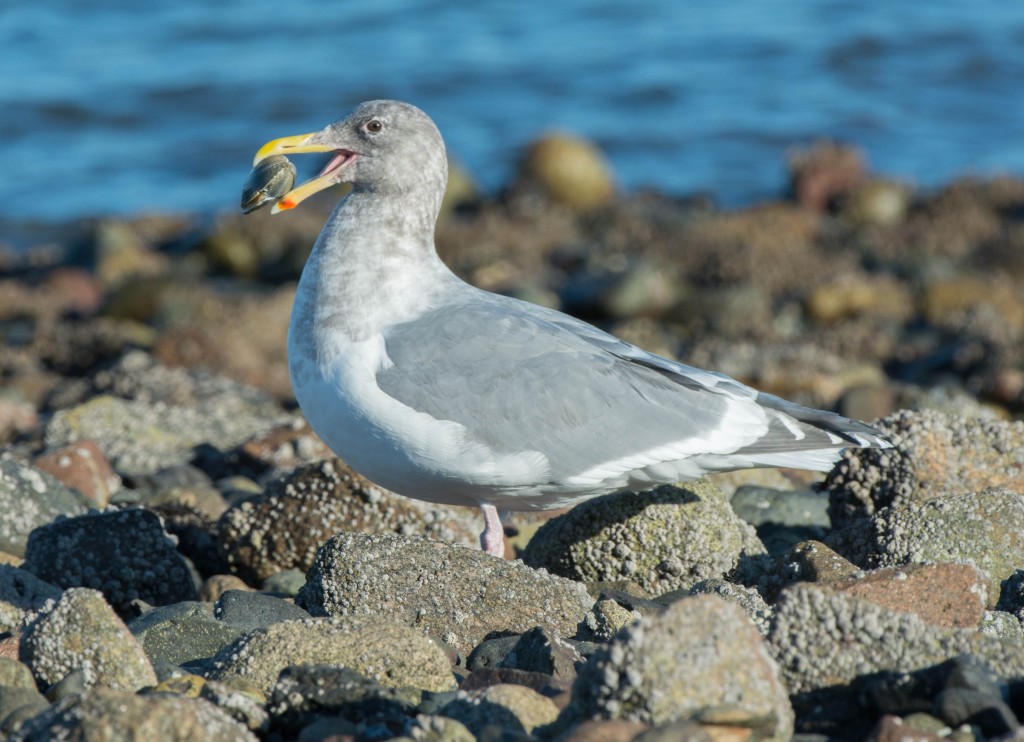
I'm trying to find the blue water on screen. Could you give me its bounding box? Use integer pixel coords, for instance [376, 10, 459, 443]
[2, 1, 1023, 224]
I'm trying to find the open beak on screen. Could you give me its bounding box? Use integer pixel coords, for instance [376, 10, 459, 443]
[253, 133, 358, 213]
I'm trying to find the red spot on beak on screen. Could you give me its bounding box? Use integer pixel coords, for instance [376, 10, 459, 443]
[277, 198, 296, 211]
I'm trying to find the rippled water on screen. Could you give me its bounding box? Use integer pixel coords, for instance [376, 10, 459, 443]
[2, 1, 1023, 225]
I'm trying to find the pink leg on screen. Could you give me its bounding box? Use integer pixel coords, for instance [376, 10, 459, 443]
[480, 503, 505, 557]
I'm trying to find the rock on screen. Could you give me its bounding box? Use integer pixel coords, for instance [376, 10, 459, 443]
[839, 180, 912, 227]
[830, 487, 1024, 605]
[208, 615, 457, 694]
[564, 595, 793, 740]
[499, 627, 580, 688]
[522, 480, 766, 596]
[296, 532, 592, 655]
[0, 457, 90, 557]
[0, 566, 62, 634]
[32, 440, 120, 508]
[267, 664, 420, 736]
[787, 140, 867, 211]
[200, 574, 252, 602]
[805, 274, 913, 325]
[441, 683, 559, 736]
[729, 485, 830, 556]
[0, 396, 39, 445]
[399, 714, 476, 742]
[23, 508, 198, 615]
[0, 687, 49, 737]
[517, 133, 615, 211]
[44, 395, 279, 478]
[20, 588, 156, 692]
[826, 562, 989, 629]
[560, 260, 678, 321]
[466, 636, 520, 672]
[223, 419, 333, 479]
[260, 568, 305, 596]
[578, 598, 641, 642]
[558, 719, 650, 742]
[825, 409, 1024, 525]
[866, 715, 945, 742]
[683, 579, 773, 635]
[165, 677, 269, 734]
[127, 602, 243, 667]
[11, 686, 257, 741]
[213, 590, 309, 632]
[768, 582, 1024, 729]
[0, 658, 36, 690]
[217, 458, 478, 583]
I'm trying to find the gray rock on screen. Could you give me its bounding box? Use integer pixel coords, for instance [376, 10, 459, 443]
[267, 664, 420, 736]
[44, 393, 287, 478]
[440, 683, 559, 737]
[577, 598, 641, 642]
[0, 659, 36, 690]
[208, 615, 457, 694]
[20, 588, 157, 692]
[398, 715, 476, 742]
[259, 568, 305, 596]
[830, 487, 1024, 604]
[0, 687, 49, 738]
[296, 532, 593, 655]
[10, 686, 257, 742]
[522, 480, 766, 596]
[23, 507, 198, 615]
[466, 636, 520, 672]
[980, 611, 1024, 642]
[730, 485, 830, 556]
[128, 601, 243, 667]
[0, 457, 90, 557]
[684, 578, 773, 635]
[769, 583, 1024, 714]
[825, 409, 1024, 526]
[217, 458, 479, 583]
[213, 590, 310, 632]
[501, 626, 581, 685]
[0, 565, 62, 634]
[564, 595, 793, 740]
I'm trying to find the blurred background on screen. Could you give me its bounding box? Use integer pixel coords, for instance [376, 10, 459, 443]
[2, 0, 1023, 226]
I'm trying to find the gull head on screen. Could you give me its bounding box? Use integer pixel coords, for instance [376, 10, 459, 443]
[251, 100, 447, 213]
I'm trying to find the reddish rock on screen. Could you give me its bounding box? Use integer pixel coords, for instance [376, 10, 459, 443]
[44, 267, 105, 316]
[828, 563, 988, 629]
[0, 632, 20, 659]
[788, 140, 867, 211]
[200, 574, 254, 602]
[33, 440, 120, 507]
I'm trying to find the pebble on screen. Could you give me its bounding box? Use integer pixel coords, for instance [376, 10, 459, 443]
[440, 683, 560, 736]
[296, 531, 593, 655]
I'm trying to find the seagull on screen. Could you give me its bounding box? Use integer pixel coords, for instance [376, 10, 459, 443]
[249, 100, 891, 557]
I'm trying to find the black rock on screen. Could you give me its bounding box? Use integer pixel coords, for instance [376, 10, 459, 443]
[22, 508, 198, 615]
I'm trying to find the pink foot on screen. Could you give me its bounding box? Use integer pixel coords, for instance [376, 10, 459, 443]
[480, 503, 506, 557]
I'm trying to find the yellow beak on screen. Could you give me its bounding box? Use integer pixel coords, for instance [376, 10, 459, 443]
[252, 133, 339, 213]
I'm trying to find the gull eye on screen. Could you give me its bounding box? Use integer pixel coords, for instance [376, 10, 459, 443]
[364, 119, 383, 134]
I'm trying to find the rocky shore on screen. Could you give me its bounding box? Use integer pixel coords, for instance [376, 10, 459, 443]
[1, 136, 1023, 740]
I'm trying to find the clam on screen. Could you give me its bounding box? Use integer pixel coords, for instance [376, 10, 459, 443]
[241, 155, 297, 214]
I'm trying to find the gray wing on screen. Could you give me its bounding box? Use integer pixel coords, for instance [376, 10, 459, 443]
[377, 292, 886, 485]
